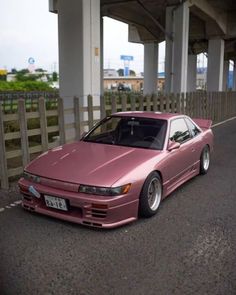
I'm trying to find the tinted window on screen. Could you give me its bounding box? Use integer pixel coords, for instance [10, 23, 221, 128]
[185, 118, 201, 137]
[169, 118, 191, 143]
[83, 116, 167, 150]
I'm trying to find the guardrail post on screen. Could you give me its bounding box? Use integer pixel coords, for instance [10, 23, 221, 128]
[139, 95, 144, 111]
[146, 95, 151, 111]
[111, 94, 117, 114]
[181, 93, 185, 114]
[74, 96, 82, 140]
[130, 94, 136, 111]
[0, 102, 9, 189]
[170, 94, 176, 113]
[100, 95, 106, 119]
[159, 95, 164, 112]
[176, 93, 181, 113]
[38, 97, 48, 152]
[87, 95, 94, 130]
[152, 94, 158, 112]
[18, 98, 30, 167]
[121, 94, 127, 111]
[58, 98, 65, 145]
[166, 95, 170, 113]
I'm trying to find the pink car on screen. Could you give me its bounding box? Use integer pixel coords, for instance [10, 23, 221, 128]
[18, 112, 213, 228]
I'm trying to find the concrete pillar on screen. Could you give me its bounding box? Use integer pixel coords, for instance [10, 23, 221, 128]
[57, 0, 100, 140]
[100, 17, 104, 95]
[187, 54, 197, 92]
[165, 2, 190, 94]
[143, 43, 158, 94]
[165, 6, 174, 93]
[207, 39, 224, 91]
[223, 60, 229, 91]
[233, 60, 236, 91]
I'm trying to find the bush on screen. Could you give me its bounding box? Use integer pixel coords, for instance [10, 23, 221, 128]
[0, 81, 53, 91]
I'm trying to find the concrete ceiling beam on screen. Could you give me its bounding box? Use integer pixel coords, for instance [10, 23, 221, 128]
[189, 0, 227, 36]
[227, 12, 236, 38]
[49, 0, 58, 13]
[136, 0, 173, 41]
[128, 24, 162, 43]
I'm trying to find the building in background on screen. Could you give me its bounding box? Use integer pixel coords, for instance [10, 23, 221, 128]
[103, 69, 119, 77]
[104, 73, 165, 92]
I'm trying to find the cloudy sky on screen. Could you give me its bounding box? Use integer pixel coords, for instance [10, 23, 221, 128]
[0, 0, 166, 74]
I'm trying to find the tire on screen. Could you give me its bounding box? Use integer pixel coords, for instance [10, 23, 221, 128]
[200, 145, 210, 175]
[139, 172, 162, 218]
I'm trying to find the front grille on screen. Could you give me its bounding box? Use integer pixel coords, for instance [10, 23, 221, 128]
[85, 208, 107, 219]
[91, 209, 107, 218]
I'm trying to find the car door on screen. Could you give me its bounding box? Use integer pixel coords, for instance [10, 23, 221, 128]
[184, 117, 203, 165]
[165, 118, 197, 191]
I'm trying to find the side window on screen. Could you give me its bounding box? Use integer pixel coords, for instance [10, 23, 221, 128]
[185, 118, 201, 137]
[169, 118, 191, 143]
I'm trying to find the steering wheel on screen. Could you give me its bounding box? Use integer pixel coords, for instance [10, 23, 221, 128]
[143, 136, 161, 147]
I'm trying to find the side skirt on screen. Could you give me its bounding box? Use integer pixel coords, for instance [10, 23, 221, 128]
[162, 163, 200, 199]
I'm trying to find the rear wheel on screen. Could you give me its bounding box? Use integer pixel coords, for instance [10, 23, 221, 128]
[200, 145, 210, 175]
[139, 172, 162, 217]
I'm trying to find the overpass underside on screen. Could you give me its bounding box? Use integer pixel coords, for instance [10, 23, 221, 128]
[49, 0, 236, 139]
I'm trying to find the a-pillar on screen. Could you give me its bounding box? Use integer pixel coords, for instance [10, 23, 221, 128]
[165, 2, 190, 94]
[223, 60, 229, 91]
[187, 54, 197, 92]
[207, 39, 224, 91]
[57, 0, 101, 141]
[143, 43, 158, 95]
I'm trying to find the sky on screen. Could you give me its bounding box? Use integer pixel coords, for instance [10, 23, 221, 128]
[0, 0, 166, 75]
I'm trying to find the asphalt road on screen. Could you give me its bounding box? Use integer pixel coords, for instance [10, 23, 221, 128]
[0, 118, 236, 295]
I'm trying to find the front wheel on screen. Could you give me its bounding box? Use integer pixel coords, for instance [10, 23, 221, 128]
[200, 145, 210, 175]
[139, 172, 162, 217]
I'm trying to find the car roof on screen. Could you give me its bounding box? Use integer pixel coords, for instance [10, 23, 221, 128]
[112, 111, 182, 120]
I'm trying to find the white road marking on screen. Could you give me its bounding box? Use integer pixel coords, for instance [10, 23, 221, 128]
[212, 116, 236, 128]
[0, 200, 22, 213]
[1, 117, 236, 214]
[14, 200, 22, 205]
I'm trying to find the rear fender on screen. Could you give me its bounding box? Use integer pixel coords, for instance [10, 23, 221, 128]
[192, 118, 212, 130]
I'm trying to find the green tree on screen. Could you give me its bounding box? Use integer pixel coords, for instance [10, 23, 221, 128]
[0, 75, 6, 81]
[16, 73, 38, 82]
[117, 68, 136, 76]
[0, 81, 53, 91]
[130, 70, 136, 76]
[35, 68, 46, 72]
[52, 71, 58, 81]
[17, 69, 29, 75]
[117, 69, 124, 76]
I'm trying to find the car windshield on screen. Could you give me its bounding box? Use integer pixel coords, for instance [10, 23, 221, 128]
[83, 116, 167, 150]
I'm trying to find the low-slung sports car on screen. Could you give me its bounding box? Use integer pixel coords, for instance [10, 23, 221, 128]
[19, 112, 213, 228]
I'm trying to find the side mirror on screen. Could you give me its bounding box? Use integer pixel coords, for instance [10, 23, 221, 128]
[168, 141, 180, 151]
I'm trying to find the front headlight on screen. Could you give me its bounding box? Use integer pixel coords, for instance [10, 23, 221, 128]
[23, 171, 41, 183]
[79, 183, 131, 196]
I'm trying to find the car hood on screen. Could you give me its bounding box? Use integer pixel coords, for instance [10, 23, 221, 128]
[25, 141, 161, 187]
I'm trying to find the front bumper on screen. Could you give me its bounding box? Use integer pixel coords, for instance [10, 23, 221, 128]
[18, 178, 139, 228]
